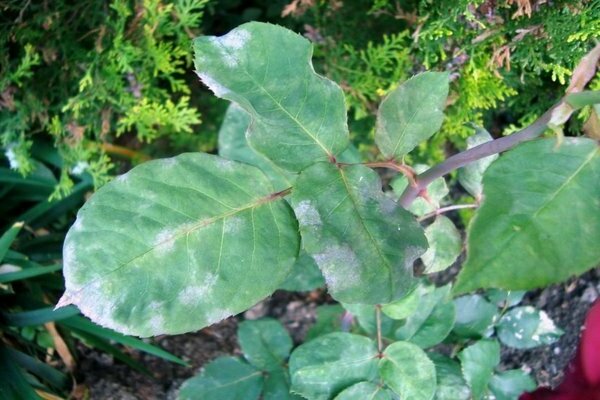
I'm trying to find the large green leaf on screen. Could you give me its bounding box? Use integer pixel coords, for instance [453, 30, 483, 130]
[375, 72, 449, 160]
[291, 162, 427, 304]
[194, 22, 349, 171]
[58, 153, 299, 337]
[238, 318, 293, 371]
[178, 357, 263, 400]
[289, 332, 378, 400]
[455, 138, 600, 294]
[218, 103, 295, 191]
[379, 341, 437, 400]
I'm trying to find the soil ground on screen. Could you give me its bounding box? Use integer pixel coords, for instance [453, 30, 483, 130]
[72, 267, 599, 399]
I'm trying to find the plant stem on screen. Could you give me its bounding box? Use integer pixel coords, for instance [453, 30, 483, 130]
[376, 304, 383, 354]
[101, 143, 150, 161]
[358, 161, 418, 187]
[417, 203, 479, 222]
[398, 102, 559, 208]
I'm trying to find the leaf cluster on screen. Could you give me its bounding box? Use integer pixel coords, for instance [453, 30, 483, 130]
[285, 0, 600, 162]
[0, 0, 208, 197]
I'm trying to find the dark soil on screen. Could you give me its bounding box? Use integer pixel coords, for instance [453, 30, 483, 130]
[73, 270, 599, 399]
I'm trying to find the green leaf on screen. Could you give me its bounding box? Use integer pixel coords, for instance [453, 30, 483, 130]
[194, 22, 349, 171]
[428, 354, 470, 400]
[218, 103, 295, 191]
[452, 295, 498, 338]
[379, 341, 437, 400]
[0, 221, 24, 262]
[289, 332, 378, 400]
[391, 164, 449, 216]
[61, 316, 187, 365]
[375, 72, 449, 160]
[408, 296, 455, 348]
[334, 382, 393, 400]
[59, 153, 300, 337]
[279, 250, 325, 292]
[0, 264, 62, 284]
[489, 370, 536, 400]
[496, 306, 563, 349]
[238, 318, 293, 371]
[455, 138, 600, 294]
[178, 357, 263, 400]
[263, 369, 302, 400]
[485, 289, 526, 308]
[0, 345, 41, 400]
[291, 162, 427, 304]
[305, 305, 345, 341]
[457, 126, 498, 199]
[421, 216, 462, 274]
[4, 306, 79, 327]
[342, 303, 397, 338]
[395, 285, 455, 348]
[458, 339, 500, 400]
[381, 284, 426, 320]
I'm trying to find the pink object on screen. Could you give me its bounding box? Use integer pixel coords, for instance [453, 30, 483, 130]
[520, 300, 600, 400]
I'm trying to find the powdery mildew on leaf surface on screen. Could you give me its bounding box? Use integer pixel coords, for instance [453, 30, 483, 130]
[58, 153, 299, 337]
[194, 22, 350, 172]
[291, 162, 427, 304]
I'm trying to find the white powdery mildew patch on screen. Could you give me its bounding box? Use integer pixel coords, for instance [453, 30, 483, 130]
[294, 200, 322, 226]
[62, 241, 85, 288]
[196, 72, 229, 97]
[313, 245, 360, 292]
[179, 273, 218, 305]
[71, 215, 85, 233]
[153, 227, 178, 254]
[217, 157, 236, 171]
[378, 196, 398, 216]
[63, 282, 131, 334]
[205, 307, 233, 325]
[224, 216, 243, 234]
[220, 29, 250, 50]
[210, 29, 250, 67]
[115, 173, 130, 184]
[149, 314, 166, 332]
[532, 310, 558, 341]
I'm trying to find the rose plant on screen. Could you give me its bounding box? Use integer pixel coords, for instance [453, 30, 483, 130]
[56, 23, 600, 399]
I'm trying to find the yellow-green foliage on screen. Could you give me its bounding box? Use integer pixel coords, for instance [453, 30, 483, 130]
[286, 0, 600, 163]
[1, 0, 208, 197]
